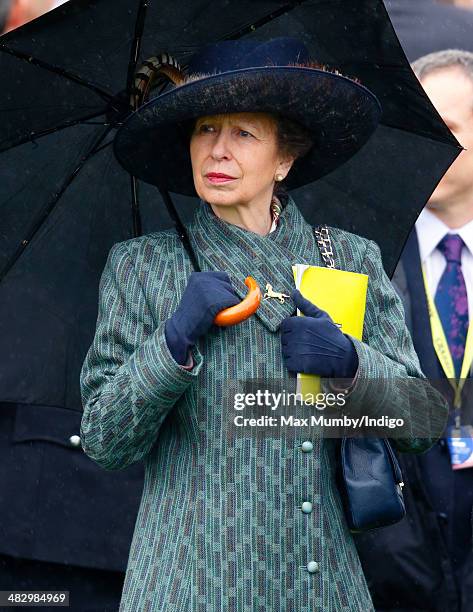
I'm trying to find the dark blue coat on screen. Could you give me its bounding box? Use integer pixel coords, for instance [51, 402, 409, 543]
[354, 228, 473, 612]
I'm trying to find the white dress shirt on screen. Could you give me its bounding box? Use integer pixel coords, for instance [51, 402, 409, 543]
[415, 207, 473, 323]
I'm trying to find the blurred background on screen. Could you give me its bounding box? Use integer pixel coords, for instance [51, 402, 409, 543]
[441, 0, 473, 7]
[0, 0, 69, 34]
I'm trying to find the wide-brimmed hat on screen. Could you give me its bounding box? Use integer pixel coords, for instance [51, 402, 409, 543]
[114, 37, 382, 195]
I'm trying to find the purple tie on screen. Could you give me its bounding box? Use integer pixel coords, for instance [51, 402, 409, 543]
[434, 234, 469, 379]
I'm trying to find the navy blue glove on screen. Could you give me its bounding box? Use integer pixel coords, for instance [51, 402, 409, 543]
[165, 271, 240, 365]
[281, 290, 359, 378]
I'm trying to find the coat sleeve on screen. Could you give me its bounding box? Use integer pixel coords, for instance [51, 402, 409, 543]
[323, 239, 448, 454]
[80, 240, 203, 470]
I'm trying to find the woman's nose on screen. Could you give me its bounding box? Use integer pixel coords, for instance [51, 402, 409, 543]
[210, 129, 232, 160]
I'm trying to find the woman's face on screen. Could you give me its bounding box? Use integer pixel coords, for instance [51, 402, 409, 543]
[190, 112, 294, 209]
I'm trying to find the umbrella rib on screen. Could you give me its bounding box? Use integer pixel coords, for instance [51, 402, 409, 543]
[0, 43, 114, 103]
[0, 109, 108, 153]
[0, 125, 113, 284]
[91, 140, 114, 156]
[223, 0, 310, 40]
[158, 188, 200, 272]
[126, 0, 148, 106]
[130, 175, 142, 238]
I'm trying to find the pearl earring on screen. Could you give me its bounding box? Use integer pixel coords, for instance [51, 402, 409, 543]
[275, 173, 284, 182]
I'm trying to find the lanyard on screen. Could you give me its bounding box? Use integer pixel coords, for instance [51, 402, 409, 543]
[421, 265, 473, 412]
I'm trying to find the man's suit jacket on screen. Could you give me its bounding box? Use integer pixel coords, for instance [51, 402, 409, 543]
[354, 228, 473, 612]
[79, 196, 448, 611]
[0, 407, 143, 571]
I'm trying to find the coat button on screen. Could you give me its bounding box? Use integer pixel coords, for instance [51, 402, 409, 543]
[301, 441, 313, 453]
[307, 561, 319, 573]
[301, 501, 313, 514]
[69, 435, 81, 447]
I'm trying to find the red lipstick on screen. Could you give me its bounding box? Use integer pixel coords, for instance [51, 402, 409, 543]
[205, 172, 237, 183]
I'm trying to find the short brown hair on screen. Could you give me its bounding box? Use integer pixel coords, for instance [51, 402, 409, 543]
[272, 114, 313, 196]
[273, 114, 314, 161]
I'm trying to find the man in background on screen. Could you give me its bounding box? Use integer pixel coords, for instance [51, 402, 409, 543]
[355, 49, 473, 612]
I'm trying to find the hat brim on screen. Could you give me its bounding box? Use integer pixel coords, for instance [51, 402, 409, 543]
[114, 66, 382, 194]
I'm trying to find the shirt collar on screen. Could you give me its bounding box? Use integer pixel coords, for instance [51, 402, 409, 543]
[415, 207, 473, 262]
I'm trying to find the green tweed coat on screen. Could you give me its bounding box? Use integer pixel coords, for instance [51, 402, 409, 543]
[80, 196, 448, 612]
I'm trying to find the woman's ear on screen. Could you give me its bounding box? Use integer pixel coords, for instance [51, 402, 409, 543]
[276, 156, 296, 181]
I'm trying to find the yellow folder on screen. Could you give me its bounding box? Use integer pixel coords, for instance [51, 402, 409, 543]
[292, 265, 369, 402]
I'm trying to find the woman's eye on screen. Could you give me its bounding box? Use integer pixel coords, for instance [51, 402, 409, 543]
[194, 125, 253, 137]
[198, 124, 215, 133]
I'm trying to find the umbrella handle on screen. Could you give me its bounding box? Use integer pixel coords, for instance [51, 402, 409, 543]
[214, 277, 261, 326]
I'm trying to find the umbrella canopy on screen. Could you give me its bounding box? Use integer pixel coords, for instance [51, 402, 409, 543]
[0, 0, 461, 409]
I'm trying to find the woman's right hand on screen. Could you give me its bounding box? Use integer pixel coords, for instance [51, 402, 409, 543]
[164, 271, 240, 365]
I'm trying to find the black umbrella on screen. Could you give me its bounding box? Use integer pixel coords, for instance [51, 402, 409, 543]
[0, 0, 460, 409]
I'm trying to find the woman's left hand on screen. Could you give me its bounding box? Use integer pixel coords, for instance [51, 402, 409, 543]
[281, 290, 359, 378]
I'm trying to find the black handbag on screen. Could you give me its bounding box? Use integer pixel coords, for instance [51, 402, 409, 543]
[336, 437, 405, 532]
[313, 225, 406, 533]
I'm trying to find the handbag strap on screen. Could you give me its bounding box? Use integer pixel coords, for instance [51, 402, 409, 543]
[314, 225, 336, 270]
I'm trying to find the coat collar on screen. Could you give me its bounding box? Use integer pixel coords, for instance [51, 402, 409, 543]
[188, 195, 323, 332]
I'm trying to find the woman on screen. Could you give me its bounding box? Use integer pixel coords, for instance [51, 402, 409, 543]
[80, 38, 448, 611]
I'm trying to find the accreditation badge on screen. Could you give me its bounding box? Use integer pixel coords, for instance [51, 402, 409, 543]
[446, 425, 473, 470]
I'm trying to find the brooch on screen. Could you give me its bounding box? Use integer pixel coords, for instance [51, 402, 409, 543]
[263, 283, 290, 304]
